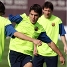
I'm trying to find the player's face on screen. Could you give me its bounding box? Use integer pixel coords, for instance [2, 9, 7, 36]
[42, 8, 52, 19]
[29, 10, 39, 24]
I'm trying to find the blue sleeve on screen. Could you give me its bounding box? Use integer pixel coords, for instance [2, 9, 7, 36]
[5, 24, 17, 37]
[59, 23, 66, 36]
[38, 32, 52, 43]
[9, 14, 23, 24]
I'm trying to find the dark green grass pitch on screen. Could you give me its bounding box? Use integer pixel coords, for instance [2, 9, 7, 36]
[0, 39, 66, 67]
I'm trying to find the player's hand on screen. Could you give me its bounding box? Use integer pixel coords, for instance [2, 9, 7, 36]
[32, 39, 42, 46]
[59, 56, 65, 65]
[64, 45, 67, 54]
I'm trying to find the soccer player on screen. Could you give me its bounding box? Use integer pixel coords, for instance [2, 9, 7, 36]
[9, 4, 65, 67]
[33, 1, 67, 67]
[0, 1, 42, 62]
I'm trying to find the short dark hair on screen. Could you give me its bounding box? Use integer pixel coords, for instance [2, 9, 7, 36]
[0, 1, 5, 15]
[42, 1, 53, 11]
[29, 4, 42, 17]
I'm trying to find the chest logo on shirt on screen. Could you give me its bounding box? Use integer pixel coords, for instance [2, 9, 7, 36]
[52, 23, 55, 26]
[34, 27, 38, 31]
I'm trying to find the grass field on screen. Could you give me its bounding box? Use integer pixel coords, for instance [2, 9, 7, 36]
[0, 39, 66, 67]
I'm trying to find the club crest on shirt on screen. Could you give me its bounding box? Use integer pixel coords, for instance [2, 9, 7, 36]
[52, 23, 55, 26]
[34, 27, 38, 31]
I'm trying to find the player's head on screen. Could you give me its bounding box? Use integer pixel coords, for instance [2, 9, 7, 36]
[0, 1, 5, 16]
[29, 4, 42, 24]
[42, 1, 53, 18]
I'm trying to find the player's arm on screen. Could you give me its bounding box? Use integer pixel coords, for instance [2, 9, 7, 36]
[37, 32, 63, 56]
[59, 23, 67, 54]
[38, 32, 65, 65]
[5, 24, 42, 46]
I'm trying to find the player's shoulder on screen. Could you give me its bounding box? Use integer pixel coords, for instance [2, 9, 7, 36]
[0, 16, 11, 25]
[0, 16, 6, 20]
[20, 13, 28, 19]
[52, 15, 61, 20]
[52, 15, 62, 23]
[0, 16, 10, 21]
[0, 16, 11, 23]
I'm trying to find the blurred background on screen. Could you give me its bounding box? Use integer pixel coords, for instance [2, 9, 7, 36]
[0, 0, 67, 25]
[0, 0, 67, 67]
